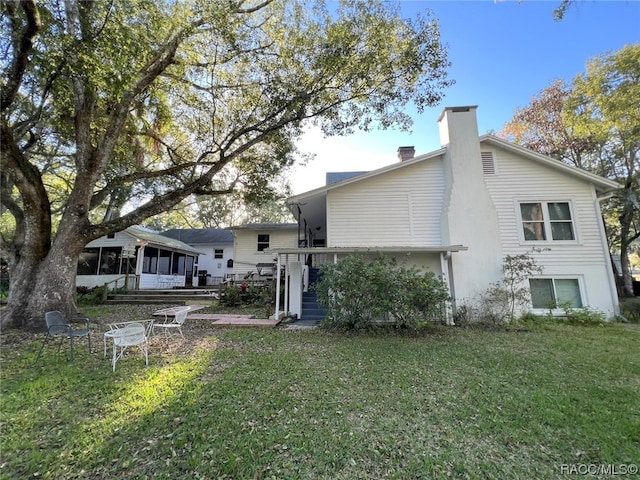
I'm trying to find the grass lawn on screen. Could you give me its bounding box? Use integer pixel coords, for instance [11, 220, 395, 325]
[1, 312, 638, 479]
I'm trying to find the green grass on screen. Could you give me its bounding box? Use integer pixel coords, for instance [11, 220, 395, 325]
[1, 322, 638, 479]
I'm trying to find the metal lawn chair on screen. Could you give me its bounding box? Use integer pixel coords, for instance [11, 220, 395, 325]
[152, 307, 189, 340]
[35, 311, 92, 362]
[111, 322, 148, 372]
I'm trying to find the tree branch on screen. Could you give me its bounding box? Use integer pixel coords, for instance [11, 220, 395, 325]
[1, 0, 41, 112]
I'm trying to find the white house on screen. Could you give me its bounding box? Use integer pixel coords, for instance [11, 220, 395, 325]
[270, 106, 620, 321]
[76, 226, 201, 290]
[229, 223, 299, 280]
[161, 228, 235, 285]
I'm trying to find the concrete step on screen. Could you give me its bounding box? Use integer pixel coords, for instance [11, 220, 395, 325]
[106, 290, 217, 305]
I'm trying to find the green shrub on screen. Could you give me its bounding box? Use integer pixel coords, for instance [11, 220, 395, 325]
[76, 286, 105, 305]
[619, 297, 640, 323]
[560, 305, 606, 326]
[459, 251, 544, 325]
[315, 254, 449, 331]
[221, 285, 241, 306]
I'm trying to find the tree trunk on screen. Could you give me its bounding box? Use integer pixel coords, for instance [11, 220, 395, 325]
[1, 244, 81, 331]
[619, 206, 637, 298]
[619, 242, 636, 298]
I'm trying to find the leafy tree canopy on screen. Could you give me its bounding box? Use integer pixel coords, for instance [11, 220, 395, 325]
[500, 44, 640, 296]
[0, 0, 453, 327]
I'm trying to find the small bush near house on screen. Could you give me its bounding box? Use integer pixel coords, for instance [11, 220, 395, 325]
[315, 254, 449, 331]
[76, 286, 105, 306]
[220, 284, 241, 306]
[561, 306, 606, 326]
[619, 297, 640, 323]
[456, 251, 544, 326]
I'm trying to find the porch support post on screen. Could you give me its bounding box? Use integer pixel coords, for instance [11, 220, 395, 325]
[275, 254, 282, 320]
[284, 253, 289, 316]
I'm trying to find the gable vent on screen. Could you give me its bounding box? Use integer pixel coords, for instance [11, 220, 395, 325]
[481, 151, 495, 175]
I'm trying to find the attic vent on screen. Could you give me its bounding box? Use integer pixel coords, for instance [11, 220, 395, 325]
[481, 151, 495, 175]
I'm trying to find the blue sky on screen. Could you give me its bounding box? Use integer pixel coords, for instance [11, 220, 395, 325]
[291, 0, 640, 194]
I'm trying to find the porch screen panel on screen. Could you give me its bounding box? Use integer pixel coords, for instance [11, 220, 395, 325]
[78, 248, 100, 275]
[158, 249, 172, 275]
[172, 253, 186, 275]
[122, 247, 138, 274]
[142, 247, 158, 274]
[100, 247, 122, 274]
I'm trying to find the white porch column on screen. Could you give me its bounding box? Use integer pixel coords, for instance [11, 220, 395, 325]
[288, 261, 304, 319]
[274, 254, 282, 320]
[284, 254, 289, 316]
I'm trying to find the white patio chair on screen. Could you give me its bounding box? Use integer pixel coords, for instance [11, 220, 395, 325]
[111, 322, 148, 372]
[152, 307, 189, 340]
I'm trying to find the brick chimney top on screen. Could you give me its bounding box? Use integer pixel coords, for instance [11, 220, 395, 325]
[397, 146, 415, 162]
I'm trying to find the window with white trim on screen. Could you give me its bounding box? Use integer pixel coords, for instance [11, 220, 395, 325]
[257, 234, 270, 252]
[520, 201, 575, 241]
[214, 249, 224, 259]
[529, 278, 583, 309]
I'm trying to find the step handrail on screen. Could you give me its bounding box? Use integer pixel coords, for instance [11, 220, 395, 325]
[102, 275, 128, 302]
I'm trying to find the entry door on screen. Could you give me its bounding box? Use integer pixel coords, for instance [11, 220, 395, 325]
[185, 256, 195, 287]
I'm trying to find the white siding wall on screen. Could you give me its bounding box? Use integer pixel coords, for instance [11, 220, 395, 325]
[233, 228, 299, 277]
[193, 244, 234, 283]
[327, 159, 445, 247]
[85, 231, 137, 248]
[483, 145, 617, 316]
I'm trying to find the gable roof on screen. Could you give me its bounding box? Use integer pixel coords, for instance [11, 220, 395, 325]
[161, 228, 234, 244]
[288, 137, 620, 207]
[288, 148, 447, 205]
[123, 226, 201, 254]
[326, 171, 369, 185]
[229, 222, 298, 231]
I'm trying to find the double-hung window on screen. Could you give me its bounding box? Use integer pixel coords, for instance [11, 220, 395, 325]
[529, 278, 583, 309]
[520, 201, 575, 241]
[257, 234, 270, 252]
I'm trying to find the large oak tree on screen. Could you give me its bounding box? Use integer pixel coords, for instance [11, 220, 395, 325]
[1, 0, 452, 329]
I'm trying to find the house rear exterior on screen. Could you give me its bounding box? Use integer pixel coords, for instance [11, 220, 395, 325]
[229, 223, 299, 280]
[161, 228, 234, 285]
[272, 106, 619, 321]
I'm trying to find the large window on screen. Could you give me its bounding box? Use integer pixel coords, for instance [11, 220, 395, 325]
[257, 234, 270, 252]
[529, 278, 583, 309]
[520, 202, 575, 241]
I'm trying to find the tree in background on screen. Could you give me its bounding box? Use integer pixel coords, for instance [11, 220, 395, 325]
[501, 44, 640, 296]
[1, 0, 453, 328]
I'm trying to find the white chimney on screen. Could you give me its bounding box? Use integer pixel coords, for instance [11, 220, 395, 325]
[437, 106, 503, 303]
